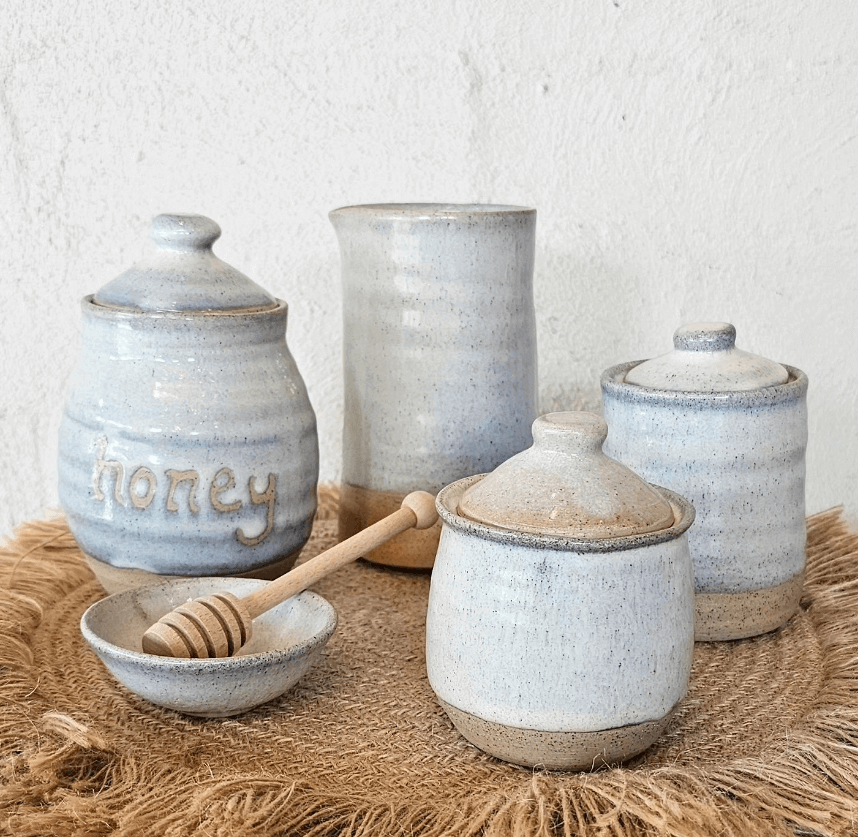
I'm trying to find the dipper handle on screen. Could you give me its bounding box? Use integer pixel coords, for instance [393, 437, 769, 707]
[141, 490, 437, 658]
[242, 490, 437, 618]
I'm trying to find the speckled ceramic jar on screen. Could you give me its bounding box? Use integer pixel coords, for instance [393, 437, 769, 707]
[58, 214, 319, 593]
[426, 412, 695, 770]
[600, 323, 808, 641]
[329, 204, 538, 569]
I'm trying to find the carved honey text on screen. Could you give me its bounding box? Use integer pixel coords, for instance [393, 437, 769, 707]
[92, 436, 277, 546]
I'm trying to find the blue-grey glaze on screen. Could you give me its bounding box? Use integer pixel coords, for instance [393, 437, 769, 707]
[601, 360, 808, 595]
[330, 204, 538, 495]
[59, 216, 319, 582]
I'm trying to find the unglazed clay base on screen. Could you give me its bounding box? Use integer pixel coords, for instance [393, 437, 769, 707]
[339, 483, 441, 569]
[695, 572, 805, 641]
[439, 698, 678, 771]
[85, 549, 302, 595]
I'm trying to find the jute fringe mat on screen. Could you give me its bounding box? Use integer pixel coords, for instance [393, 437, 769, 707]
[2, 492, 858, 836]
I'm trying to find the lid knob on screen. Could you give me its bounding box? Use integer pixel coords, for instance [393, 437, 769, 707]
[673, 322, 736, 352]
[150, 214, 222, 251]
[531, 411, 607, 453]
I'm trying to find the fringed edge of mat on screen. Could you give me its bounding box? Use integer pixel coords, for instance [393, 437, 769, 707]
[2, 506, 858, 837]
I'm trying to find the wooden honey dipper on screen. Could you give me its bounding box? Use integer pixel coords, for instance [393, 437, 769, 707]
[141, 490, 438, 658]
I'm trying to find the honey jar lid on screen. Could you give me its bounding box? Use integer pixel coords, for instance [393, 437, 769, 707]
[92, 214, 279, 313]
[624, 322, 789, 392]
[456, 412, 675, 539]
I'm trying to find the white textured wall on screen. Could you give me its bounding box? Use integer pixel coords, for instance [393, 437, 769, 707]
[2, 1, 857, 533]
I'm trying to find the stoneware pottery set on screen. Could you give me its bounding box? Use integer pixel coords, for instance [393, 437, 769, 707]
[63, 205, 808, 771]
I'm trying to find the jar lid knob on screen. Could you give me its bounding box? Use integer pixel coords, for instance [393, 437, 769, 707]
[151, 214, 222, 251]
[531, 411, 607, 452]
[673, 322, 736, 352]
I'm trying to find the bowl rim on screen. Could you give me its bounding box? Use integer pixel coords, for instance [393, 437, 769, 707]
[80, 580, 338, 670]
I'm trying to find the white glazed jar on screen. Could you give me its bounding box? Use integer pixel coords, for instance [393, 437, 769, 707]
[58, 215, 319, 593]
[600, 322, 808, 641]
[329, 204, 538, 569]
[426, 412, 695, 770]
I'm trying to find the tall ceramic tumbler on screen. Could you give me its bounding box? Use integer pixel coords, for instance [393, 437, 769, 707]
[330, 204, 538, 568]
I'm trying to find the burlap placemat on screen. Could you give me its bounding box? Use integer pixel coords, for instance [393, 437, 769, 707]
[1, 491, 857, 837]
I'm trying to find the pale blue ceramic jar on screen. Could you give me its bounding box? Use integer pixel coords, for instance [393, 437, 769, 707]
[601, 323, 808, 641]
[58, 215, 319, 593]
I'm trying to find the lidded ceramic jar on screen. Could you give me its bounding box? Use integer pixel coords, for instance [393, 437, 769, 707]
[601, 322, 808, 641]
[426, 412, 695, 770]
[58, 215, 319, 593]
[330, 203, 538, 569]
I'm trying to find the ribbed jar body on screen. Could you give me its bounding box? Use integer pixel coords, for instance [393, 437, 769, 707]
[426, 476, 695, 769]
[601, 362, 808, 640]
[58, 298, 319, 591]
[330, 204, 538, 568]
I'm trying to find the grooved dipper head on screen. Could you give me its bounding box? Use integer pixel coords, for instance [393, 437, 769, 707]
[142, 592, 253, 658]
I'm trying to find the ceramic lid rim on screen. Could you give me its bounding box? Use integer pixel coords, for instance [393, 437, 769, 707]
[82, 295, 289, 321]
[601, 361, 808, 407]
[437, 475, 695, 553]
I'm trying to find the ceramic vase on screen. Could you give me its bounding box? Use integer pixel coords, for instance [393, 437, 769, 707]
[601, 323, 808, 640]
[59, 214, 319, 593]
[329, 203, 539, 568]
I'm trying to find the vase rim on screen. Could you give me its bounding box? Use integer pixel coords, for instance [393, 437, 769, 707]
[329, 203, 535, 220]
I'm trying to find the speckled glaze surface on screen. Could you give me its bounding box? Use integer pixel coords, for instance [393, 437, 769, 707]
[427, 473, 695, 769]
[625, 322, 790, 391]
[601, 324, 808, 641]
[330, 204, 538, 568]
[80, 577, 337, 717]
[58, 215, 319, 592]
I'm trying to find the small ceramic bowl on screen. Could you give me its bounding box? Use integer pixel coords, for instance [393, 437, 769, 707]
[81, 577, 337, 717]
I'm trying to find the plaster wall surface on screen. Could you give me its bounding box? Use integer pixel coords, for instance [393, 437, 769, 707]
[1, 0, 856, 534]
